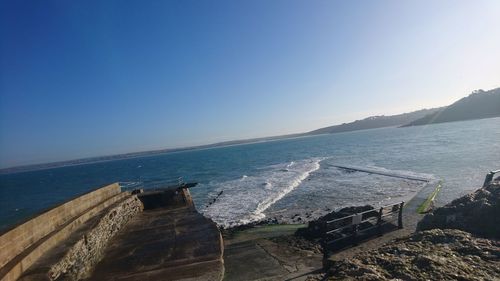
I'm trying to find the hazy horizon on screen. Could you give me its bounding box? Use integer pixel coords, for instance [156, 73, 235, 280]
[2, 0, 500, 168]
[0, 104, 440, 170]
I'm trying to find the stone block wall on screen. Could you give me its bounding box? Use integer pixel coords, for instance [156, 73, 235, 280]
[0, 183, 121, 280]
[46, 195, 143, 280]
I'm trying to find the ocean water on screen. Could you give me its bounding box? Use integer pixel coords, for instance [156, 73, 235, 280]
[1, 117, 499, 230]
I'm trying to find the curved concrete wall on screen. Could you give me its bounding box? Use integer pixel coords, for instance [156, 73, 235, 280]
[19, 195, 143, 281]
[0, 183, 121, 271]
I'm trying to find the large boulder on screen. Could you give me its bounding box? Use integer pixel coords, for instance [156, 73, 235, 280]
[417, 180, 500, 239]
[327, 229, 500, 280]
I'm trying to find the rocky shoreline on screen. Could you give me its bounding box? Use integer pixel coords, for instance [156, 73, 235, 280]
[327, 228, 500, 280]
[221, 205, 377, 251]
[222, 177, 500, 280]
[417, 179, 500, 239]
[324, 178, 500, 280]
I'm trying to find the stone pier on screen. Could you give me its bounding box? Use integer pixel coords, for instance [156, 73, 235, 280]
[0, 183, 224, 281]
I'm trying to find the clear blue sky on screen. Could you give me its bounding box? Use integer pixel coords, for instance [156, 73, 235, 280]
[1, 0, 500, 168]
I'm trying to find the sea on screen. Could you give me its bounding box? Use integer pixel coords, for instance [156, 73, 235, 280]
[1, 117, 499, 230]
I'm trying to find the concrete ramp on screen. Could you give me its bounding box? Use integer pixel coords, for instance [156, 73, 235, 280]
[89, 189, 224, 281]
[1, 183, 224, 281]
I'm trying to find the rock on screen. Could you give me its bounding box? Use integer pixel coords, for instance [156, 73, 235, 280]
[417, 180, 500, 239]
[326, 229, 500, 280]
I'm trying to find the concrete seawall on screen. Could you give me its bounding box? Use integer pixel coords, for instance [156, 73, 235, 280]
[0, 183, 121, 270]
[19, 195, 143, 281]
[0, 183, 224, 281]
[0, 184, 124, 281]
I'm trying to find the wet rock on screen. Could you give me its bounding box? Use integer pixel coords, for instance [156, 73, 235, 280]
[417, 180, 500, 239]
[326, 229, 500, 280]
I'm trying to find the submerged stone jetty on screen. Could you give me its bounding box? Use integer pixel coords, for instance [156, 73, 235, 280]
[325, 177, 500, 280]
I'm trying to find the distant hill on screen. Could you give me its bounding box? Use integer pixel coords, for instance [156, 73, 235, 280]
[3, 87, 499, 174]
[403, 87, 500, 127]
[307, 108, 442, 135]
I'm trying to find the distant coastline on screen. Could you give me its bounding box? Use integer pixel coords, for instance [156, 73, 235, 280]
[0, 133, 306, 175]
[2, 86, 499, 175]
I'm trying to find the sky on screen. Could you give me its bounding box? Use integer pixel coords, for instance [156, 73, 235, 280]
[1, 0, 500, 168]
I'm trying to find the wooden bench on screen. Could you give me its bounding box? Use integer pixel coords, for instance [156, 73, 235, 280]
[323, 202, 404, 253]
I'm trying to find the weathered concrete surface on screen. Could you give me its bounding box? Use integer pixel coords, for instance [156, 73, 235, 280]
[224, 241, 288, 281]
[327, 229, 500, 281]
[88, 205, 224, 281]
[418, 180, 500, 239]
[1, 183, 222, 281]
[18, 195, 143, 281]
[223, 225, 323, 281]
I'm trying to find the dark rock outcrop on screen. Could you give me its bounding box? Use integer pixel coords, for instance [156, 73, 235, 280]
[417, 180, 500, 239]
[327, 229, 500, 281]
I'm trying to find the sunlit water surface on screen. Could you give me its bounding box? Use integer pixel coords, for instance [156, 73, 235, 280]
[1, 117, 499, 229]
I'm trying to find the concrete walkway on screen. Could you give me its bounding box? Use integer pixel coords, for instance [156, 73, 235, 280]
[223, 225, 323, 281]
[89, 205, 224, 281]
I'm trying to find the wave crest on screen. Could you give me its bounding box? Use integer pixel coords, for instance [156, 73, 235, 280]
[201, 158, 322, 227]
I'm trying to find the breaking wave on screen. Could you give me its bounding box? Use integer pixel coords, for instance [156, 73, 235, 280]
[200, 158, 323, 227]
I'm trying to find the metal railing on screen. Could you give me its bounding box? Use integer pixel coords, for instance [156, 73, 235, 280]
[323, 202, 404, 251]
[119, 178, 197, 193]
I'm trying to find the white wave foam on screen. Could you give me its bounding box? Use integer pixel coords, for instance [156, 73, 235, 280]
[331, 164, 436, 182]
[118, 181, 143, 191]
[253, 160, 320, 219]
[201, 158, 322, 227]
